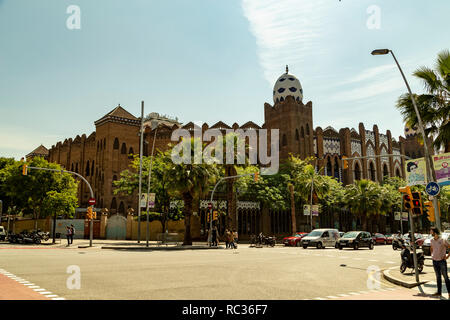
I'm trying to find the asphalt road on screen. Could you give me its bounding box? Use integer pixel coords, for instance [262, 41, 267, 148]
[0, 243, 409, 300]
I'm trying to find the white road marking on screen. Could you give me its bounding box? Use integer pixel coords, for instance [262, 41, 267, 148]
[23, 283, 35, 286]
[338, 294, 350, 297]
[314, 297, 327, 300]
[52, 298, 66, 300]
[33, 288, 46, 292]
[45, 295, 58, 298]
[359, 291, 369, 294]
[29, 286, 40, 289]
[39, 291, 52, 295]
[386, 261, 395, 264]
[349, 292, 360, 295]
[369, 259, 378, 262]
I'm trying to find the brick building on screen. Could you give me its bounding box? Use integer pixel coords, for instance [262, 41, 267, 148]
[28, 67, 424, 236]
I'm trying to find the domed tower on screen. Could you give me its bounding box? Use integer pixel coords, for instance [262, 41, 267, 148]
[401, 123, 431, 159]
[264, 66, 314, 161]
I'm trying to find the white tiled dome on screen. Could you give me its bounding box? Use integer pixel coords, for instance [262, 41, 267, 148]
[273, 66, 303, 104]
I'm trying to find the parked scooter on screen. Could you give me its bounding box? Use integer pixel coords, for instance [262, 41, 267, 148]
[16, 230, 42, 244]
[400, 241, 424, 273]
[258, 232, 276, 247]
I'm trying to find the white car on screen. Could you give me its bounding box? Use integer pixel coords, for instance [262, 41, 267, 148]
[0, 226, 7, 241]
[301, 228, 340, 249]
[422, 233, 450, 256]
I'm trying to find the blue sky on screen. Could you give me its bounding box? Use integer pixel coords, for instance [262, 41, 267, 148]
[0, 0, 449, 159]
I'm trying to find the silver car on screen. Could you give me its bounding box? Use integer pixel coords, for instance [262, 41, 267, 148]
[422, 233, 450, 256]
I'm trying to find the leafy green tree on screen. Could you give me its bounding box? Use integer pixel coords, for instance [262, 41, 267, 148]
[0, 157, 78, 228]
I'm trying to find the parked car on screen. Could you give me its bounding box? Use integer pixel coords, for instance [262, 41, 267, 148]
[339, 232, 345, 238]
[283, 232, 308, 247]
[301, 228, 339, 249]
[337, 231, 374, 250]
[372, 233, 387, 245]
[384, 234, 394, 244]
[422, 233, 450, 256]
[0, 226, 7, 241]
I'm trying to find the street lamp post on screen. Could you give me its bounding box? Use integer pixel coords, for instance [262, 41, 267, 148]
[137, 101, 145, 243]
[371, 49, 441, 232]
[310, 157, 325, 231]
[145, 120, 159, 247]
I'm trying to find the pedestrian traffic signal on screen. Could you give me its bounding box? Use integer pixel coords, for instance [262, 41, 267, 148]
[22, 164, 28, 176]
[423, 201, 434, 222]
[213, 211, 218, 221]
[411, 192, 422, 215]
[207, 212, 211, 223]
[342, 156, 348, 169]
[254, 172, 259, 182]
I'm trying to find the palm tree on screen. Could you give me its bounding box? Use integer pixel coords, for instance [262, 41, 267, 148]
[165, 138, 218, 245]
[397, 49, 450, 152]
[344, 180, 382, 232]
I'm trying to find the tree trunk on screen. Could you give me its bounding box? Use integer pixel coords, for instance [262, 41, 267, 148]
[289, 184, 296, 234]
[226, 165, 237, 230]
[361, 213, 368, 231]
[182, 193, 193, 245]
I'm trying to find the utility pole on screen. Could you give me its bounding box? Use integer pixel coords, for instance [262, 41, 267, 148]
[137, 101, 144, 243]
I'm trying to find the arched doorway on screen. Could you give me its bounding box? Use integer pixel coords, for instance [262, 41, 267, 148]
[354, 161, 361, 181]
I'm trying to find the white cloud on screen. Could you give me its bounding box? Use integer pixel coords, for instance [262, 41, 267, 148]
[241, 0, 332, 84]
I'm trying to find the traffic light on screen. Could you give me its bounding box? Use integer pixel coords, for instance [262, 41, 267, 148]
[22, 163, 28, 176]
[92, 209, 97, 220]
[424, 201, 434, 222]
[411, 192, 422, 215]
[402, 194, 413, 210]
[86, 206, 93, 220]
[213, 211, 218, 221]
[207, 212, 211, 223]
[254, 172, 259, 182]
[342, 156, 348, 169]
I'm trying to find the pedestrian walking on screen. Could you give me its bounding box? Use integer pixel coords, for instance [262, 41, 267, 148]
[212, 226, 218, 247]
[232, 229, 238, 249]
[66, 226, 72, 246]
[430, 227, 450, 299]
[70, 224, 75, 244]
[224, 229, 230, 249]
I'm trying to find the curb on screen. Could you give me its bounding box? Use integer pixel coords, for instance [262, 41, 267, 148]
[101, 245, 225, 251]
[382, 267, 429, 288]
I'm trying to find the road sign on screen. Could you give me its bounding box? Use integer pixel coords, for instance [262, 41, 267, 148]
[401, 212, 409, 221]
[88, 198, 96, 206]
[148, 193, 156, 208]
[311, 205, 319, 216]
[425, 182, 440, 196]
[303, 205, 310, 215]
[394, 212, 401, 221]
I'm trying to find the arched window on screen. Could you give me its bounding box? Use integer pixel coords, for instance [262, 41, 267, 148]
[354, 162, 361, 181]
[97, 142, 99, 151]
[111, 198, 117, 211]
[326, 157, 332, 176]
[75, 163, 78, 173]
[91, 161, 94, 176]
[71, 163, 74, 172]
[369, 162, 376, 181]
[128, 147, 134, 155]
[119, 202, 125, 215]
[301, 127, 305, 138]
[306, 123, 310, 135]
[112, 175, 117, 187]
[334, 157, 340, 180]
[103, 138, 106, 149]
[295, 129, 299, 141]
[395, 168, 401, 177]
[85, 160, 90, 176]
[121, 143, 127, 154]
[282, 134, 287, 147]
[113, 138, 119, 149]
[383, 164, 389, 178]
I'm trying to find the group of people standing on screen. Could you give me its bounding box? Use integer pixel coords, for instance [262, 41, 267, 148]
[207, 227, 238, 249]
[66, 224, 75, 246]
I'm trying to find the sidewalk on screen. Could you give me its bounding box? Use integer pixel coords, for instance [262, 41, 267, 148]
[383, 258, 449, 300]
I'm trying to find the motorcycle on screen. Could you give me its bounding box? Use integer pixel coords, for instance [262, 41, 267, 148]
[16, 230, 42, 244]
[34, 230, 50, 242]
[258, 232, 276, 247]
[392, 236, 403, 250]
[400, 241, 424, 274]
[7, 232, 19, 243]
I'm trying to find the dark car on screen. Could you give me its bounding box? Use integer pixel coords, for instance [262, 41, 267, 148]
[372, 233, 387, 245]
[283, 232, 308, 247]
[338, 231, 374, 250]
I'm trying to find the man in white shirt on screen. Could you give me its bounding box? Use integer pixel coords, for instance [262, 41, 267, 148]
[430, 227, 450, 298]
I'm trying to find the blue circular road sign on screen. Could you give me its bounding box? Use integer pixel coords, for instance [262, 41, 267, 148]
[426, 182, 440, 196]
